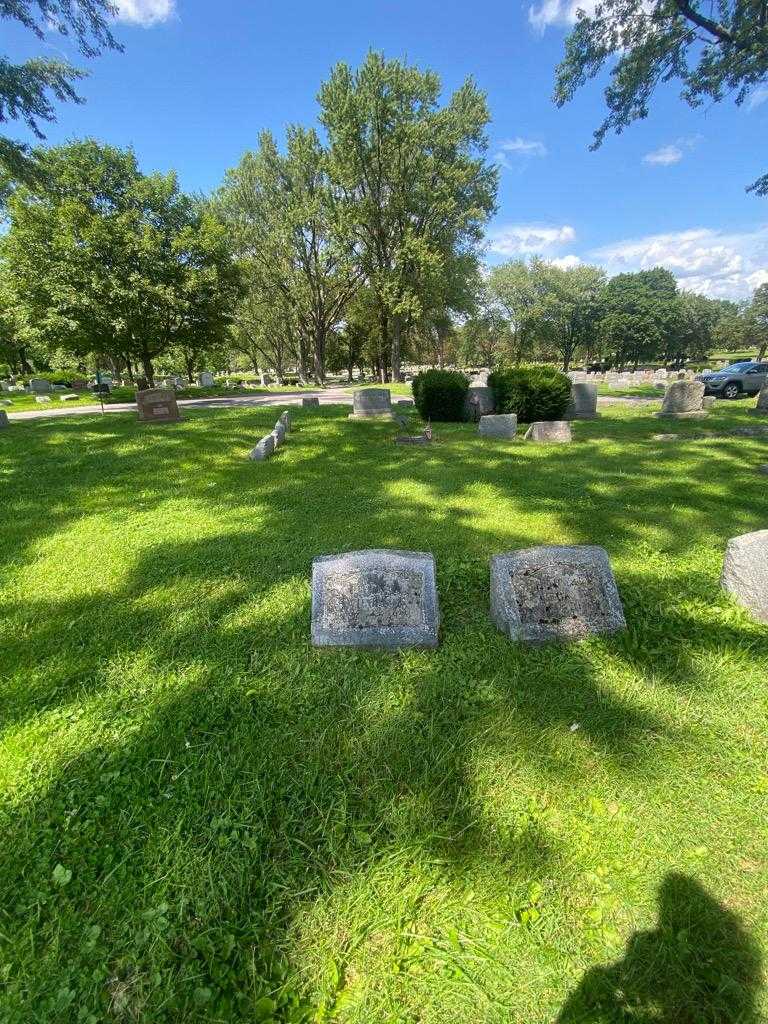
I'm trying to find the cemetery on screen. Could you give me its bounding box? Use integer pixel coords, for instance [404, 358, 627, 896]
[1, 7, 767, 1018]
[1, 387, 767, 1021]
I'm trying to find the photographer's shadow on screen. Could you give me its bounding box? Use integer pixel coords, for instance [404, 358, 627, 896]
[557, 873, 762, 1023]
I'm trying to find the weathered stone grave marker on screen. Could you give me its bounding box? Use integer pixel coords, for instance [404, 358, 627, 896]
[565, 382, 599, 420]
[753, 384, 768, 416]
[0, 410, 8, 428]
[464, 386, 495, 422]
[301, 396, 320, 408]
[491, 545, 626, 643]
[248, 435, 275, 461]
[349, 388, 393, 419]
[479, 414, 517, 439]
[524, 421, 572, 443]
[197, 371, 215, 387]
[311, 549, 439, 648]
[721, 530, 768, 623]
[136, 387, 181, 423]
[657, 380, 707, 418]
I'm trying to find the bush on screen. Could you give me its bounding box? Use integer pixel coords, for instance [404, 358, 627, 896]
[489, 364, 571, 422]
[412, 369, 469, 422]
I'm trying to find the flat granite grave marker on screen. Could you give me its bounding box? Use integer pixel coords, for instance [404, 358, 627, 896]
[479, 414, 518, 439]
[349, 388, 393, 420]
[491, 545, 626, 643]
[248, 435, 275, 461]
[721, 530, 768, 623]
[656, 380, 707, 418]
[136, 387, 181, 423]
[301, 396, 320, 408]
[311, 549, 439, 648]
[524, 421, 572, 443]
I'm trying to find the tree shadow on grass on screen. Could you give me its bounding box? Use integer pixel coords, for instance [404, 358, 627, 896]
[557, 872, 763, 1023]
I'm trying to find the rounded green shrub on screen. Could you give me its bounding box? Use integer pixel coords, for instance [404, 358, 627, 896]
[412, 369, 469, 422]
[489, 364, 571, 422]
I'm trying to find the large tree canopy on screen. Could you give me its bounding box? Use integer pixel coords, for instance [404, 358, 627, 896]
[0, 0, 122, 183]
[554, 0, 768, 193]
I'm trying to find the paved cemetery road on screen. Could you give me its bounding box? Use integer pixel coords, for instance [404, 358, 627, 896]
[4, 388, 356, 421]
[5, 389, 659, 422]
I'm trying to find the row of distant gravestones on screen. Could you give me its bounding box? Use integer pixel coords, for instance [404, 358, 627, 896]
[310, 538, 768, 648]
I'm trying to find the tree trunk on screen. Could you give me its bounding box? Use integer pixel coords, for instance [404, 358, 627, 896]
[757, 341, 767, 361]
[140, 348, 155, 387]
[18, 346, 32, 374]
[390, 314, 402, 382]
[313, 326, 325, 384]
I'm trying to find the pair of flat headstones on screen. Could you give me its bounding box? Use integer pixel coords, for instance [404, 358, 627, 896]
[311, 545, 626, 648]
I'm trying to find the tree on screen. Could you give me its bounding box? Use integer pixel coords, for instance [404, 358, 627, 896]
[2, 141, 240, 384]
[535, 262, 606, 370]
[319, 52, 497, 381]
[597, 267, 680, 368]
[0, 0, 122, 184]
[218, 128, 359, 383]
[487, 258, 548, 364]
[553, 0, 768, 193]
[748, 283, 768, 359]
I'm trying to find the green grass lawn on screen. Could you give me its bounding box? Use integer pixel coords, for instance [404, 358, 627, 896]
[1, 402, 767, 1023]
[595, 384, 664, 399]
[343, 382, 414, 397]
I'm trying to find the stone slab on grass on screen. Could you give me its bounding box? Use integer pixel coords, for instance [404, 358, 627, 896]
[311, 549, 439, 649]
[248, 435, 275, 462]
[479, 414, 518, 439]
[524, 421, 572, 443]
[721, 530, 768, 624]
[491, 544, 626, 644]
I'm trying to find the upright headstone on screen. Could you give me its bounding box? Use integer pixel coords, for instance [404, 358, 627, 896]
[524, 421, 572, 443]
[311, 549, 439, 649]
[197, 371, 215, 387]
[29, 378, 52, 394]
[721, 530, 768, 623]
[136, 387, 181, 424]
[271, 421, 287, 448]
[0, 380, 11, 392]
[279, 410, 292, 431]
[395, 399, 414, 409]
[753, 383, 768, 416]
[70, 378, 88, 391]
[478, 414, 518, 439]
[463, 386, 495, 422]
[656, 380, 707, 418]
[248, 435, 275, 461]
[349, 388, 393, 419]
[470, 369, 490, 386]
[0, 410, 8, 428]
[702, 395, 716, 410]
[565, 382, 599, 420]
[491, 545, 626, 643]
[302, 396, 320, 408]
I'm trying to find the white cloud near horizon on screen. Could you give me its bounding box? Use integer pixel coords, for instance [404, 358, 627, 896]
[643, 144, 683, 166]
[116, 0, 175, 26]
[550, 254, 583, 269]
[747, 86, 768, 111]
[494, 137, 548, 170]
[591, 226, 768, 298]
[487, 223, 576, 256]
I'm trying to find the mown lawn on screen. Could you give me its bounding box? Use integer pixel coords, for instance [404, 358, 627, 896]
[1, 402, 767, 1023]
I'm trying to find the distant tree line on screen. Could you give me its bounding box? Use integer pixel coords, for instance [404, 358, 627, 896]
[0, 51, 766, 384]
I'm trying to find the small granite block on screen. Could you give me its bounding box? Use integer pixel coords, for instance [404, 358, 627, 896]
[35, 395, 51, 403]
[311, 549, 439, 649]
[136, 387, 181, 423]
[479, 414, 518, 439]
[656, 380, 706, 418]
[491, 545, 626, 644]
[349, 388, 393, 419]
[395, 399, 414, 408]
[59, 393, 78, 401]
[721, 530, 768, 623]
[301, 397, 320, 407]
[248, 435, 275, 461]
[271, 421, 287, 447]
[524, 421, 572, 443]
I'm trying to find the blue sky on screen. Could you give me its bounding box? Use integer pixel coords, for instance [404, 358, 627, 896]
[5, 0, 767, 297]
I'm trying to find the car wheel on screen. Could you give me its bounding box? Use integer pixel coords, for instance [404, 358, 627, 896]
[722, 382, 740, 399]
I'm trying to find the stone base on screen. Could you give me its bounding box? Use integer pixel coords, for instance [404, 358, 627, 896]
[568, 412, 601, 420]
[654, 410, 708, 419]
[347, 412, 394, 420]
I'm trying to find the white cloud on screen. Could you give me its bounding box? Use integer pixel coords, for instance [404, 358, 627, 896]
[550, 254, 582, 270]
[116, 0, 175, 26]
[748, 86, 768, 111]
[496, 137, 548, 160]
[528, 0, 598, 30]
[643, 144, 683, 166]
[487, 223, 576, 257]
[591, 226, 768, 298]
